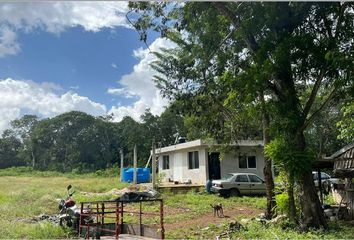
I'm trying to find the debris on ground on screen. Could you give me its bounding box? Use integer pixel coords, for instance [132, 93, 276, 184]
[269, 214, 286, 224]
[81, 188, 123, 197]
[240, 214, 287, 227]
[15, 214, 60, 224]
[216, 220, 246, 240]
[31, 214, 60, 223]
[240, 218, 251, 224]
[80, 185, 150, 197]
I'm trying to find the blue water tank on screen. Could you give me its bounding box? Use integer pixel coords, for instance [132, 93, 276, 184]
[122, 168, 150, 183]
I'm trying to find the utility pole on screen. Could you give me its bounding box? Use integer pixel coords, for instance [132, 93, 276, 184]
[152, 141, 156, 189]
[133, 144, 137, 184]
[120, 149, 124, 182]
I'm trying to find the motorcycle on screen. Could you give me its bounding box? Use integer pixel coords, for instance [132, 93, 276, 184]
[58, 185, 81, 229]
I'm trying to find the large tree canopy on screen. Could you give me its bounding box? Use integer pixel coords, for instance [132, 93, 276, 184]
[0, 107, 187, 172]
[129, 2, 354, 228]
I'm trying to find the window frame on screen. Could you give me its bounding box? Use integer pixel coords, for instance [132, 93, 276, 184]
[188, 151, 199, 169]
[235, 174, 249, 183]
[248, 174, 263, 183]
[247, 156, 257, 169]
[162, 155, 169, 170]
[238, 155, 257, 169]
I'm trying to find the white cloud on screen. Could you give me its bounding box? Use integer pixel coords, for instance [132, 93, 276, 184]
[0, 35, 176, 132]
[0, 78, 106, 133]
[111, 63, 118, 69]
[107, 87, 137, 99]
[0, 2, 129, 57]
[0, 25, 20, 57]
[108, 38, 176, 122]
[0, 108, 20, 135]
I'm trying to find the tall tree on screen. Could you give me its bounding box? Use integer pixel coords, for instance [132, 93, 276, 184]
[130, 2, 354, 228]
[337, 100, 354, 143]
[10, 115, 39, 167]
[0, 130, 23, 168]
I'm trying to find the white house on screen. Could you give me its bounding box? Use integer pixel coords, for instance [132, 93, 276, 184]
[156, 139, 268, 185]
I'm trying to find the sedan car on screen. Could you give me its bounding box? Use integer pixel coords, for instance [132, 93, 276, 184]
[312, 171, 340, 187]
[211, 173, 266, 197]
[312, 171, 342, 194]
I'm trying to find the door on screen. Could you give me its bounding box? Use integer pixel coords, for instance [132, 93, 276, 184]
[248, 174, 266, 195]
[208, 152, 221, 180]
[234, 174, 251, 195]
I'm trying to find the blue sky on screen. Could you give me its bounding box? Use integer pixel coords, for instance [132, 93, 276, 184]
[0, 2, 172, 132]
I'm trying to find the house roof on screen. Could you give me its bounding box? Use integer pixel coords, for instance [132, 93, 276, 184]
[329, 142, 354, 159]
[317, 142, 354, 173]
[155, 139, 264, 154]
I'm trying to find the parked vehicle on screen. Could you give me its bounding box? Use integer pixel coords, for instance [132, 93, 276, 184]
[312, 171, 341, 194]
[58, 185, 82, 229]
[211, 173, 266, 197]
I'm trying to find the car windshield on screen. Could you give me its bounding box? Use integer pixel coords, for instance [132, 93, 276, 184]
[221, 174, 234, 180]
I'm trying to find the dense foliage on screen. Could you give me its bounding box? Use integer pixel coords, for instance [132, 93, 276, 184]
[129, 2, 354, 228]
[0, 109, 186, 173]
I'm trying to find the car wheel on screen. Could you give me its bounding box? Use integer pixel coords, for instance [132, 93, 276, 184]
[230, 188, 240, 197]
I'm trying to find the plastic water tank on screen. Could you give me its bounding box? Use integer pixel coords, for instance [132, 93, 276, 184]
[122, 168, 150, 183]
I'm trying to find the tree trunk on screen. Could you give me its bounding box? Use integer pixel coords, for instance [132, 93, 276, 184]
[263, 156, 276, 219]
[298, 169, 328, 229]
[296, 132, 328, 230]
[287, 171, 297, 223]
[260, 91, 276, 219]
[31, 150, 35, 168]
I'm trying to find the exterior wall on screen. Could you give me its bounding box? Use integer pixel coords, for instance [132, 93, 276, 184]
[158, 146, 207, 184]
[219, 146, 265, 179]
[158, 153, 174, 181]
[157, 143, 267, 184]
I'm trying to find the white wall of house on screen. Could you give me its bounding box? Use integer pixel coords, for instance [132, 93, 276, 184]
[220, 146, 265, 179]
[157, 140, 268, 185]
[158, 146, 208, 184]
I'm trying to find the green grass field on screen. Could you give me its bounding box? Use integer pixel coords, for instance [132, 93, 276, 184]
[0, 168, 126, 239]
[0, 168, 353, 239]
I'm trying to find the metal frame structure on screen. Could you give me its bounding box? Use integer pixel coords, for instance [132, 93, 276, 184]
[79, 199, 164, 239]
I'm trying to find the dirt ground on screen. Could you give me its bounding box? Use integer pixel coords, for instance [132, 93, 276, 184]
[164, 205, 262, 231]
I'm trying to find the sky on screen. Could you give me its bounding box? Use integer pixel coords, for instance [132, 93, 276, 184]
[0, 2, 174, 133]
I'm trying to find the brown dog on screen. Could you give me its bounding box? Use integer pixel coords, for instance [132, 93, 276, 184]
[211, 203, 224, 218]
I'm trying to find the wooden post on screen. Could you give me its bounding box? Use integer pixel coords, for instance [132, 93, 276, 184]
[139, 202, 142, 236]
[318, 168, 323, 205]
[152, 142, 156, 189]
[133, 144, 137, 184]
[120, 149, 124, 182]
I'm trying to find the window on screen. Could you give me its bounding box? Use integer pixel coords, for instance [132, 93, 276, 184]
[235, 175, 249, 182]
[248, 156, 256, 168]
[239, 155, 257, 169]
[321, 173, 330, 180]
[313, 172, 331, 180]
[188, 151, 199, 169]
[248, 175, 263, 183]
[239, 156, 247, 168]
[162, 155, 169, 170]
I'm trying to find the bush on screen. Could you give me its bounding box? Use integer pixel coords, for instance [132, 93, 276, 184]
[274, 192, 289, 215]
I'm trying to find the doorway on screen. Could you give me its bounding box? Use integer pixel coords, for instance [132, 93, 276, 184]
[208, 152, 221, 180]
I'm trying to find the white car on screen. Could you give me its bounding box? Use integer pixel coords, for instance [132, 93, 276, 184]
[211, 173, 266, 197]
[312, 171, 341, 193]
[312, 172, 340, 186]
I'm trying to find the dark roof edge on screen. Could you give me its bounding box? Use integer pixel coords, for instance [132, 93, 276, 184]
[329, 142, 354, 159]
